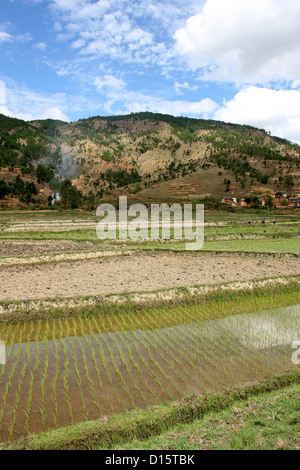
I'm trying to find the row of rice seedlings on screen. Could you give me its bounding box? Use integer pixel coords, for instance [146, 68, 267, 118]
[92, 314, 138, 413]
[115, 310, 170, 396]
[50, 324, 59, 429]
[101, 332, 136, 410]
[76, 317, 115, 414]
[153, 316, 238, 393]
[70, 318, 92, 419]
[149, 330, 183, 378]
[61, 336, 74, 425]
[0, 321, 27, 429]
[63, 354, 74, 425]
[172, 303, 208, 326]
[114, 330, 153, 402]
[116, 330, 143, 379]
[8, 362, 27, 439]
[131, 329, 178, 400]
[110, 328, 160, 402]
[158, 324, 208, 390]
[34, 321, 42, 374]
[24, 371, 34, 435]
[121, 308, 158, 332]
[112, 311, 165, 401]
[147, 307, 175, 330]
[25, 322, 35, 366]
[187, 321, 233, 384]
[144, 327, 193, 389]
[177, 321, 236, 389]
[90, 319, 114, 387]
[78, 317, 103, 391]
[129, 331, 167, 398]
[0, 323, 15, 383]
[174, 323, 210, 382]
[154, 305, 193, 329]
[144, 292, 297, 335]
[109, 329, 149, 404]
[75, 335, 102, 414]
[57, 327, 74, 425]
[103, 314, 140, 380]
[241, 310, 295, 371]
[138, 322, 182, 377]
[192, 317, 266, 386]
[70, 340, 89, 421]
[39, 336, 49, 431]
[7, 361, 27, 440]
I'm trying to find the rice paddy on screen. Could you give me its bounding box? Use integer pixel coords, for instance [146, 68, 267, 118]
[0, 210, 299, 449]
[0, 297, 299, 442]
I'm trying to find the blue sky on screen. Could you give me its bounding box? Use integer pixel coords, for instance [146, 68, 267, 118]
[1, 0, 300, 143]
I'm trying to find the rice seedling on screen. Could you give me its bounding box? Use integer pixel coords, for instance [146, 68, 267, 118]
[39, 338, 49, 431]
[7, 361, 27, 440]
[24, 371, 34, 435]
[34, 321, 42, 374]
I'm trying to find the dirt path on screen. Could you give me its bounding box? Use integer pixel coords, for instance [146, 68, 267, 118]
[0, 252, 299, 301]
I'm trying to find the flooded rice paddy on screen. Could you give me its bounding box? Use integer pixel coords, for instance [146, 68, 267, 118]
[0, 304, 299, 441]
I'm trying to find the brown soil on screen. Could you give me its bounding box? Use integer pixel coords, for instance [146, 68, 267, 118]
[0, 240, 101, 257]
[0, 251, 299, 301]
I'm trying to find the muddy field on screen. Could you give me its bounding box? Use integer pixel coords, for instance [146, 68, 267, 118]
[0, 251, 299, 301]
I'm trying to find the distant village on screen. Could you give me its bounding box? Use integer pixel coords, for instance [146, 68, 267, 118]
[222, 189, 300, 209]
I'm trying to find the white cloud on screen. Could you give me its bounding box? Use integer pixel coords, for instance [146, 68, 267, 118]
[49, 1, 175, 66]
[94, 75, 126, 92]
[291, 80, 300, 89]
[34, 42, 47, 51]
[214, 86, 300, 144]
[174, 0, 300, 84]
[175, 81, 198, 95]
[36, 107, 69, 121]
[0, 81, 6, 105]
[0, 81, 69, 122]
[141, 97, 218, 117]
[51, 0, 110, 18]
[53, 22, 62, 32]
[93, 74, 217, 116]
[0, 31, 11, 44]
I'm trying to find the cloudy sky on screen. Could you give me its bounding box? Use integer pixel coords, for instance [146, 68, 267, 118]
[0, 0, 300, 143]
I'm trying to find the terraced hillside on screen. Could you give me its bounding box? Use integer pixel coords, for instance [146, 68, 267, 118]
[0, 112, 299, 207]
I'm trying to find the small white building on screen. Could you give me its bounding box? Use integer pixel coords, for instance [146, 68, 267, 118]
[221, 196, 237, 206]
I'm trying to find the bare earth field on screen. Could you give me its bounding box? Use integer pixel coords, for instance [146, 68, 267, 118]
[0, 240, 103, 257]
[0, 251, 299, 301]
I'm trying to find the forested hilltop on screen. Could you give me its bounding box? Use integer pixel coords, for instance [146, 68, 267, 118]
[0, 112, 299, 209]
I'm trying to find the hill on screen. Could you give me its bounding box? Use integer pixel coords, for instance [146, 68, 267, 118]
[0, 112, 299, 208]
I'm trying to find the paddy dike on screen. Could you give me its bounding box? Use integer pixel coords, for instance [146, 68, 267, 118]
[0, 251, 300, 301]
